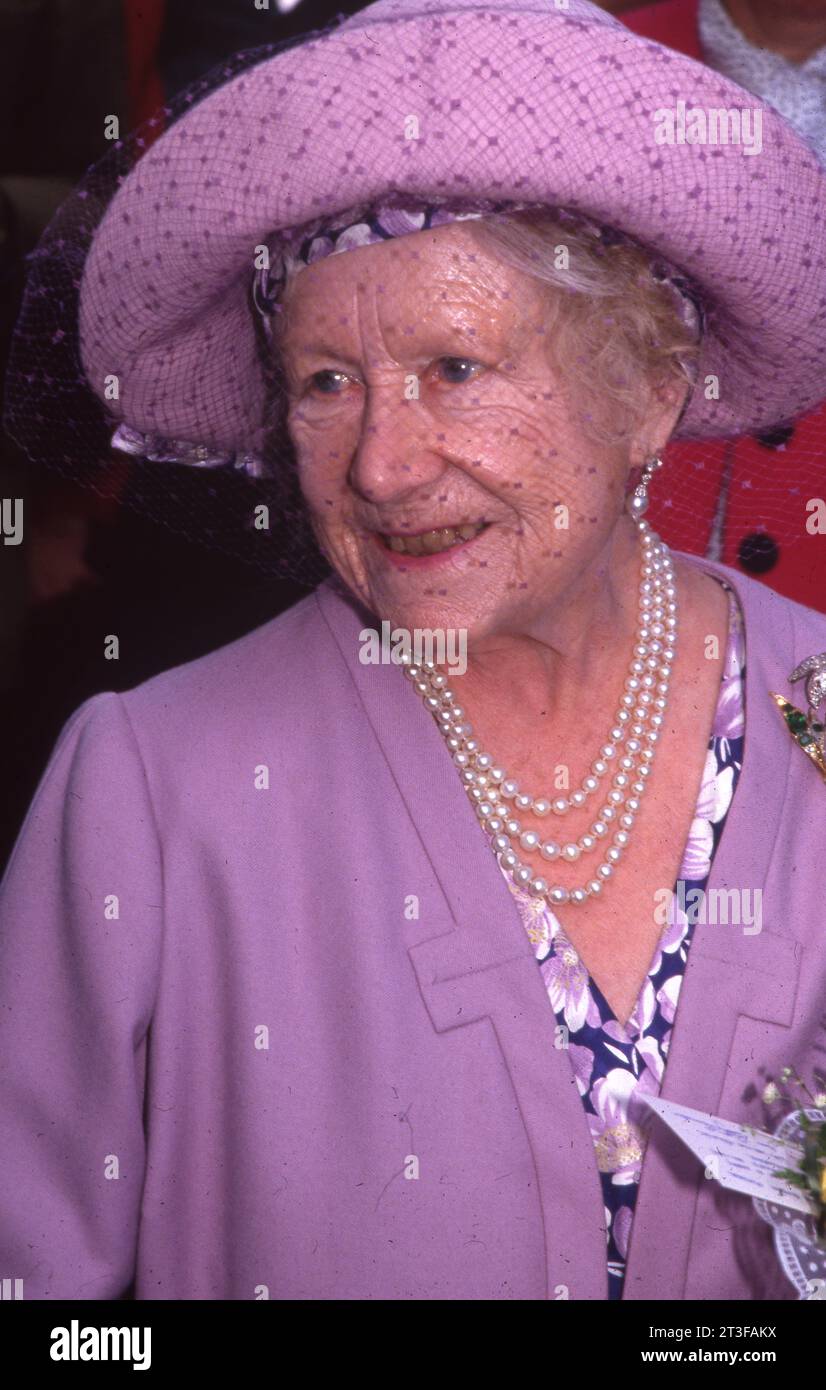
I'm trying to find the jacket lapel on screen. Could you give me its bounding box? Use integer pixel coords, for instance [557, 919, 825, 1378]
[315, 576, 610, 1300]
[621, 552, 800, 1299]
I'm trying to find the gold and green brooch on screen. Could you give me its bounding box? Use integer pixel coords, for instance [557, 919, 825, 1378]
[771, 654, 826, 784]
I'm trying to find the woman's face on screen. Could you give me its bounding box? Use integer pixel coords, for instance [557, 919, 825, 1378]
[278, 221, 667, 641]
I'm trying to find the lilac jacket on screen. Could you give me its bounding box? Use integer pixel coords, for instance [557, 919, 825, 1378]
[1, 552, 825, 1301]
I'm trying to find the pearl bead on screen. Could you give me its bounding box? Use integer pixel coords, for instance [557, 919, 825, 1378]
[549, 886, 569, 904]
[570, 888, 588, 905]
[519, 830, 540, 852]
[587, 880, 603, 896]
[492, 833, 511, 853]
[489, 767, 505, 784]
[532, 798, 551, 817]
[552, 798, 569, 815]
[579, 834, 596, 852]
[606, 846, 621, 864]
[515, 794, 533, 812]
[561, 843, 580, 862]
[597, 863, 613, 880]
[500, 850, 518, 870]
[592, 760, 607, 776]
[501, 779, 519, 799]
[531, 878, 549, 897]
[571, 790, 586, 807]
[477, 801, 494, 819]
[453, 751, 470, 767]
[476, 753, 492, 769]
[540, 841, 560, 860]
[583, 776, 599, 793]
[505, 819, 520, 836]
[486, 817, 505, 834]
[592, 821, 608, 837]
[515, 865, 533, 886]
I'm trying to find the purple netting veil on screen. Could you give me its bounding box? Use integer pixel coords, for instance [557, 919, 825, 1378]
[3, 31, 331, 587]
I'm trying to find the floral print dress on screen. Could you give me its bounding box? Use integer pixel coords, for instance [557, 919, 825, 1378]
[499, 579, 746, 1300]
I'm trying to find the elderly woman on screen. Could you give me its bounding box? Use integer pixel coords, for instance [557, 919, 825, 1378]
[2, 0, 826, 1302]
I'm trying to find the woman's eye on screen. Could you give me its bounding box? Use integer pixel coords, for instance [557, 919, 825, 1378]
[309, 369, 350, 394]
[435, 356, 480, 384]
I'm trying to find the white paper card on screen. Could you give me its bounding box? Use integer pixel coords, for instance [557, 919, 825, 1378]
[641, 1095, 818, 1216]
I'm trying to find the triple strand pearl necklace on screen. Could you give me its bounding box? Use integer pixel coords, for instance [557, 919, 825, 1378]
[402, 518, 677, 907]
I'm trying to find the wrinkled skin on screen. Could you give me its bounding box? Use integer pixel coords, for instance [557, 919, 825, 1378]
[278, 219, 687, 684]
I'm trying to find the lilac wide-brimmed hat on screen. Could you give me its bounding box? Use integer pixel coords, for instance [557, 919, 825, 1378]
[5, 0, 826, 581]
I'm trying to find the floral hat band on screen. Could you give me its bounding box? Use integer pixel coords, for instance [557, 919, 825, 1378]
[252, 197, 706, 349]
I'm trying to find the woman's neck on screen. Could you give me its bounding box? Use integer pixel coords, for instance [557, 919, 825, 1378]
[454, 519, 645, 758]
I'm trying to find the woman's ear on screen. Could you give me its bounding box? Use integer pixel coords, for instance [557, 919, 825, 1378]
[628, 375, 690, 469]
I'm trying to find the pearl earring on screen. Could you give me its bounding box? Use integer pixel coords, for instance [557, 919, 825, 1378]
[626, 456, 664, 520]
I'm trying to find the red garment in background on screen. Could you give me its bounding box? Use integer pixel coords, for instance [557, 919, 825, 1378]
[622, 0, 826, 611]
[125, 0, 166, 127]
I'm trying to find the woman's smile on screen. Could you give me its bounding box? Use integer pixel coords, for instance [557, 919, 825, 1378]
[373, 519, 492, 564]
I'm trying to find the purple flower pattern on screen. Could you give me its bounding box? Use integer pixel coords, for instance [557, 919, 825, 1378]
[500, 579, 746, 1298]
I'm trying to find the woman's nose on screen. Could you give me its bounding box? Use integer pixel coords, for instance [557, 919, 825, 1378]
[347, 383, 446, 504]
